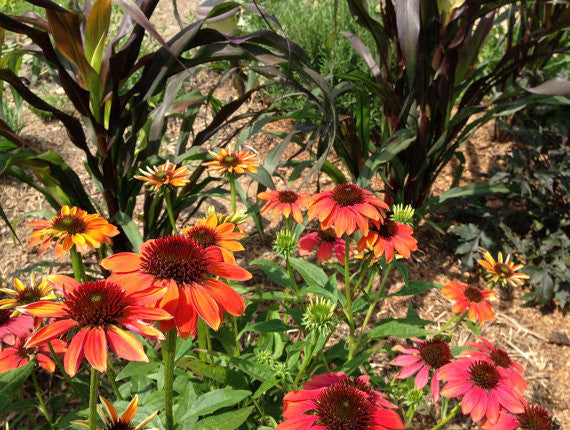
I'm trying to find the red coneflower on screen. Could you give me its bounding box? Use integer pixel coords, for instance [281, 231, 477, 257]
[0, 334, 66, 373]
[441, 281, 495, 325]
[277, 371, 404, 430]
[357, 219, 417, 263]
[203, 148, 258, 175]
[438, 357, 525, 423]
[481, 404, 554, 430]
[26, 206, 119, 258]
[460, 337, 526, 393]
[181, 214, 246, 264]
[308, 184, 389, 237]
[0, 309, 33, 348]
[134, 160, 192, 192]
[391, 337, 452, 403]
[258, 189, 310, 224]
[298, 228, 348, 263]
[73, 395, 158, 430]
[101, 235, 252, 339]
[19, 277, 170, 376]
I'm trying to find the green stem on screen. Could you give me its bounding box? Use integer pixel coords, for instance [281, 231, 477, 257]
[232, 316, 240, 356]
[197, 319, 210, 363]
[436, 312, 464, 335]
[88, 368, 100, 430]
[164, 191, 178, 234]
[446, 314, 466, 337]
[162, 329, 177, 430]
[293, 333, 319, 388]
[286, 257, 304, 308]
[430, 404, 461, 430]
[343, 234, 356, 352]
[69, 247, 87, 282]
[229, 175, 237, 213]
[47, 342, 87, 404]
[107, 358, 123, 401]
[32, 368, 53, 428]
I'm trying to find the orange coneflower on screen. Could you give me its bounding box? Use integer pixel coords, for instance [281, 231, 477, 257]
[181, 214, 247, 263]
[101, 235, 252, 339]
[0, 334, 66, 373]
[0, 275, 56, 317]
[26, 206, 119, 258]
[19, 277, 170, 376]
[257, 189, 310, 224]
[307, 184, 389, 237]
[478, 251, 529, 288]
[441, 281, 495, 325]
[202, 148, 258, 175]
[134, 160, 192, 192]
[73, 395, 158, 430]
[357, 219, 418, 263]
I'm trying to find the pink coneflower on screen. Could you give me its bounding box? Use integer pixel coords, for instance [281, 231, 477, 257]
[391, 337, 452, 402]
[441, 281, 495, 325]
[0, 309, 33, 348]
[0, 335, 66, 373]
[460, 337, 526, 393]
[438, 357, 525, 423]
[481, 404, 554, 430]
[298, 228, 348, 262]
[277, 371, 404, 429]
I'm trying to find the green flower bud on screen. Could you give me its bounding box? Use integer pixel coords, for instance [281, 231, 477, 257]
[302, 295, 336, 333]
[273, 229, 297, 258]
[390, 204, 415, 226]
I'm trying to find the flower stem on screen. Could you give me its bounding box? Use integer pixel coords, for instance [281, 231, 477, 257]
[88, 367, 100, 430]
[32, 368, 53, 428]
[343, 234, 355, 351]
[70, 246, 87, 282]
[107, 358, 123, 401]
[446, 313, 466, 337]
[430, 403, 460, 430]
[162, 329, 177, 430]
[293, 333, 319, 388]
[286, 256, 304, 308]
[436, 312, 464, 335]
[229, 175, 237, 213]
[164, 191, 178, 234]
[47, 342, 87, 404]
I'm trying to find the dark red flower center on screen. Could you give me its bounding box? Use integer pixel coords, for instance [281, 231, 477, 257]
[331, 184, 365, 207]
[489, 349, 512, 368]
[278, 190, 299, 204]
[418, 338, 452, 369]
[377, 220, 397, 238]
[517, 405, 553, 430]
[315, 383, 375, 429]
[140, 235, 211, 285]
[15, 338, 33, 359]
[105, 421, 135, 430]
[221, 154, 240, 168]
[464, 286, 484, 303]
[469, 361, 501, 390]
[0, 309, 11, 326]
[65, 281, 128, 327]
[318, 228, 338, 243]
[184, 225, 219, 248]
[17, 287, 44, 305]
[52, 214, 87, 234]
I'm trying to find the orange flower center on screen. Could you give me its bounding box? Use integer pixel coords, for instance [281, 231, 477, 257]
[517, 405, 553, 430]
[0, 309, 11, 326]
[469, 361, 501, 390]
[315, 383, 374, 429]
[331, 184, 365, 207]
[489, 349, 512, 368]
[221, 154, 240, 168]
[418, 338, 452, 369]
[65, 281, 128, 327]
[52, 214, 87, 234]
[277, 190, 299, 204]
[318, 228, 338, 243]
[377, 220, 397, 238]
[105, 420, 136, 430]
[464, 286, 484, 303]
[140, 236, 210, 285]
[185, 226, 220, 248]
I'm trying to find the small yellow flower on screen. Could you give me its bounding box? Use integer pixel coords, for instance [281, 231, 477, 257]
[0, 274, 57, 316]
[202, 148, 258, 175]
[72, 395, 158, 430]
[478, 251, 530, 288]
[134, 160, 192, 192]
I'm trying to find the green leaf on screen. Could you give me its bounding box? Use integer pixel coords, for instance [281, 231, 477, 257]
[179, 360, 248, 388]
[113, 211, 143, 251]
[288, 257, 328, 287]
[368, 320, 434, 339]
[463, 320, 480, 336]
[250, 259, 291, 288]
[0, 362, 33, 413]
[246, 319, 295, 333]
[194, 406, 254, 430]
[84, 0, 111, 72]
[187, 389, 251, 417]
[116, 361, 160, 380]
